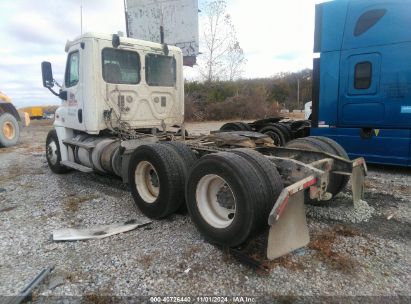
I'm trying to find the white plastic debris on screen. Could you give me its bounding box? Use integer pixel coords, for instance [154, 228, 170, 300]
[52, 219, 152, 241]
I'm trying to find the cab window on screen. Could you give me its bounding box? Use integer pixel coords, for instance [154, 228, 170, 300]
[102, 48, 140, 84]
[354, 61, 372, 90]
[65, 51, 79, 87]
[145, 54, 176, 87]
[354, 9, 387, 37]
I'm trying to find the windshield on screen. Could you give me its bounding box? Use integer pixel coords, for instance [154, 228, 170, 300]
[145, 54, 176, 87]
[102, 48, 140, 84]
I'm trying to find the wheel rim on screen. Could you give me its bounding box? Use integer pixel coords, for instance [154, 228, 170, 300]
[135, 161, 160, 203]
[196, 174, 236, 229]
[47, 140, 58, 165]
[3, 122, 15, 140]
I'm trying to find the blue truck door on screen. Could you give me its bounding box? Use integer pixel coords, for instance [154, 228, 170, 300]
[339, 52, 383, 126]
[336, 1, 411, 166]
[338, 50, 411, 165]
[312, 0, 411, 166]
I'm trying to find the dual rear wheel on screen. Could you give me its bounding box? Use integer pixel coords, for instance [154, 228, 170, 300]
[128, 144, 283, 247]
[285, 136, 350, 203]
[128, 143, 191, 219]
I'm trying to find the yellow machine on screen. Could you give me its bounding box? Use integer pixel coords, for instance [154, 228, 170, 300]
[0, 91, 23, 147]
[19, 106, 44, 119]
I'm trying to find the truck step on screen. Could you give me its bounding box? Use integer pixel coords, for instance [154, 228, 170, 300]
[60, 160, 94, 173]
[63, 139, 96, 149]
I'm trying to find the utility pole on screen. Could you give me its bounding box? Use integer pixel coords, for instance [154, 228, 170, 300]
[297, 79, 300, 109]
[124, 0, 130, 37]
[80, 0, 83, 35]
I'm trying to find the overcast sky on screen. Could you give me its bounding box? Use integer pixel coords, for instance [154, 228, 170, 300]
[0, 0, 325, 108]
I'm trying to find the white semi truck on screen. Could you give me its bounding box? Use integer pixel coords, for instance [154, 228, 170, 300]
[42, 33, 367, 260]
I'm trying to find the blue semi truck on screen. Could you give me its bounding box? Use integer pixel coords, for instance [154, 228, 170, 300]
[222, 0, 411, 167]
[310, 0, 411, 166]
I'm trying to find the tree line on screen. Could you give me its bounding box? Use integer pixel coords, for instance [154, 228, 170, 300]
[186, 1, 312, 121]
[185, 69, 313, 121]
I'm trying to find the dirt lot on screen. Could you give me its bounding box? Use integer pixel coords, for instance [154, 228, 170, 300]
[0, 120, 410, 302]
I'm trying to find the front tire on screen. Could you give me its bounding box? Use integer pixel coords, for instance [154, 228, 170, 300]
[0, 113, 20, 147]
[46, 129, 70, 174]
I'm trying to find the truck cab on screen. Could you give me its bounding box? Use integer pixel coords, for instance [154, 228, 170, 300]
[47, 32, 184, 135]
[41, 33, 184, 173]
[311, 0, 411, 166]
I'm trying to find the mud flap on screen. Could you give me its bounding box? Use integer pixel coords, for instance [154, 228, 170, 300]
[351, 164, 365, 207]
[267, 190, 310, 260]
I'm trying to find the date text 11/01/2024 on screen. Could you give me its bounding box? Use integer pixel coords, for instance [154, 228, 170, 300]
[149, 296, 256, 303]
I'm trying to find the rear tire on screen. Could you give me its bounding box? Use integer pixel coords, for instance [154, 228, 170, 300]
[186, 152, 268, 247]
[163, 141, 198, 212]
[0, 113, 20, 147]
[259, 124, 286, 146]
[176, 129, 189, 137]
[238, 122, 252, 131]
[163, 141, 198, 171]
[128, 144, 185, 219]
[309, 136, 350, 193]
[231, 148, 284, 217]
[285, 137, 347, 200]
[220, 122, 247, 132]
[46, 129, 70, 174]
[275, 123, 292, 142]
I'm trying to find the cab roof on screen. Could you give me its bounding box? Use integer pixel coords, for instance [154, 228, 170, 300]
[65, 32, 182, 54]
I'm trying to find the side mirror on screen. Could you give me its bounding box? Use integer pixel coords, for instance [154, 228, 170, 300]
[41, 61, 54, 88]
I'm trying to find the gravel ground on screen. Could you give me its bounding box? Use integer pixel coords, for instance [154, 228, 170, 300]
[0, 120, 410, 302]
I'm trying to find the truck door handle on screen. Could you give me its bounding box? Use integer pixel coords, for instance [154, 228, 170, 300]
[360, 128, 373, 139]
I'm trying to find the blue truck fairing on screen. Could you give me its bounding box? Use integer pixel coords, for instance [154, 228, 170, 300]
[311, 0, 411, 166]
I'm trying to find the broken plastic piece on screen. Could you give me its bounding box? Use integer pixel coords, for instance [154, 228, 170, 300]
[52, 219, 152, 241]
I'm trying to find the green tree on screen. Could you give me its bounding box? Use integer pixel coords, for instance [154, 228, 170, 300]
[199, 0, 246, 82]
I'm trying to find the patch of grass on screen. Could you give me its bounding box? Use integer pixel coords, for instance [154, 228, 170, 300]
[308, 225, 359, 274]
[19, 144, 45, 155]
[0, 163, 45, 183]
[333, 224, 361, 238]
[138, 254, 154, 269]
[64, 194, 99, 212]
[0, 165, 24, 182]
[263, 254, 305, 272]
[82, 294, 118, 304]
[183, 245, 201, 259]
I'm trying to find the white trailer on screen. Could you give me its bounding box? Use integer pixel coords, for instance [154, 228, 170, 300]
[41, 33, 367, 260]
[125, 0, 199, 66]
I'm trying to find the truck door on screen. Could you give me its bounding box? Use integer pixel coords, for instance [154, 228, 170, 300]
[63, 46, 85, 130]
[338, 51, 411, 165]
[335, 1, 411, 165]
[338, 52, 382, 126]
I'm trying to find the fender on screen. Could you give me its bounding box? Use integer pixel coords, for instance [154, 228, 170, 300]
[0, 102, 21, 122]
